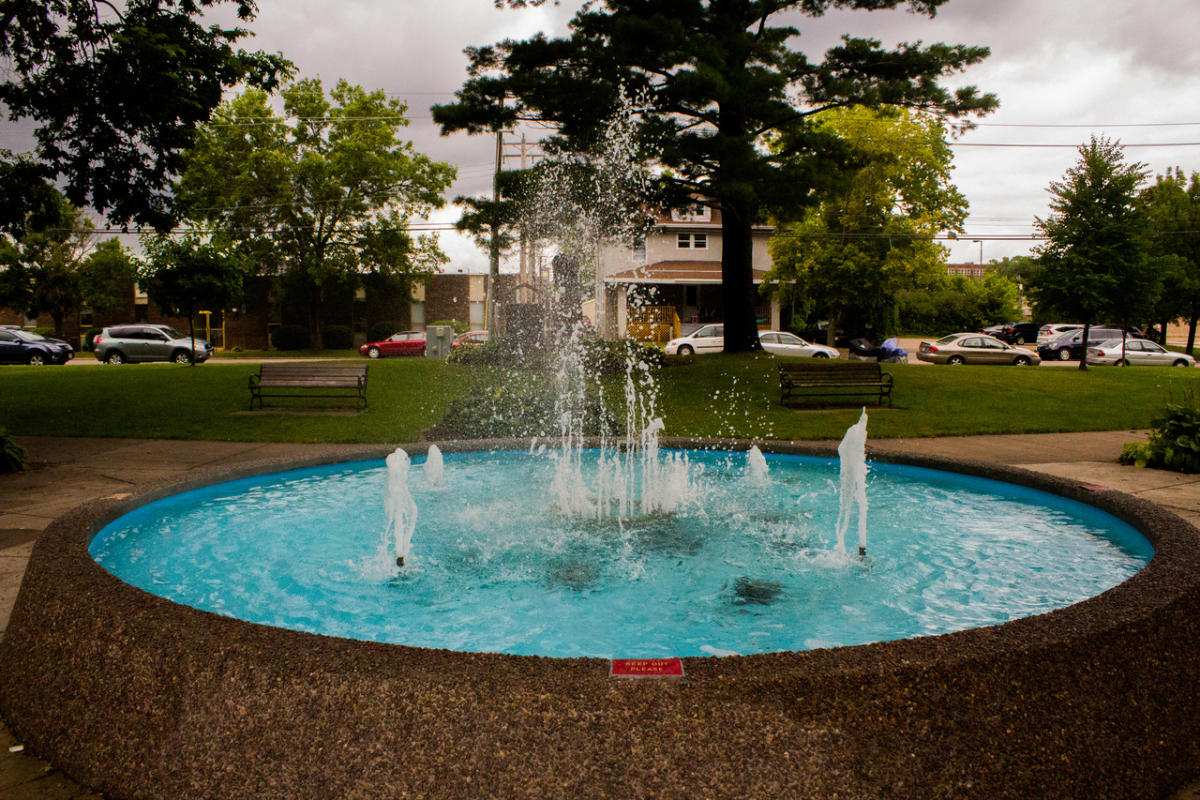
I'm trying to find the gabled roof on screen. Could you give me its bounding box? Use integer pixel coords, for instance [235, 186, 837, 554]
[604, 260, 769, 285]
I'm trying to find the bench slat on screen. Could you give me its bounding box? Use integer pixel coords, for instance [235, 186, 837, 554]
[249, 363, 368, 410]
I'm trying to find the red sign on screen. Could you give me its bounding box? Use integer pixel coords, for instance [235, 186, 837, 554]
[610, 658, 684, 678]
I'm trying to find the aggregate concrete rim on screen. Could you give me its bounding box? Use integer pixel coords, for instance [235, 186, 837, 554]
[2, 439, 1200, 799]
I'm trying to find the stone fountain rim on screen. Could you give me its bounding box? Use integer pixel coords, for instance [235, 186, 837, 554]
[36, 436, 1197, 670]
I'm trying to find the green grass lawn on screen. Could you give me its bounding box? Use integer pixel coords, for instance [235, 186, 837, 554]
[1, 355, 1194, 443]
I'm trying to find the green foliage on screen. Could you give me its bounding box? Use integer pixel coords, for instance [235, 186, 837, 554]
[435, 0, 996, 351]
[447, 335, 661, 375]
[0, 0, 290, 230]
[431, 319, 469, 335]
[1120, 402, 1200, 473]
[322, 325, 354, 350]
[271, 325, 310, 351]
[768, 107, 971, 340]
[0, 191, 94, 337]
[1140, 168, 1200, 349]
[897, 273, 1022, 334]
[178, 79, 456, 348]
[1029, 136, 1159, 352]
[138, 236, 246, 338]
[433, 374, 619, 440]
[82, 328, 103, 351]
[79, 239, 136, 316]
[0, 428, 27, 473]
[369, 321, 403, 342]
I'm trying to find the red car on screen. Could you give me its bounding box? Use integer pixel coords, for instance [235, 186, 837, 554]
[360, 331, 426, 358]
[451, 330, 489, 349]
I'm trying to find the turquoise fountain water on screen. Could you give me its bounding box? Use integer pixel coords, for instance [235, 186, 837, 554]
[89, 443, 1151, 659]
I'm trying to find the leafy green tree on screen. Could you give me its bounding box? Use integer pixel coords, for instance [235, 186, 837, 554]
[434, 0, 996, 351]
[768, 106, 969, 340]
[0, 0, 290, 229]
[79, 238, 137, 318]
[177, 79, 457, 348]
[0, 193, 96, 337]
[138, 235, 246, 364]
[1140, 168, 1200, 351]
[1028, 136, 1158, 369]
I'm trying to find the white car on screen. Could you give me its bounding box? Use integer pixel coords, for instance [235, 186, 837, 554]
[664, 323, 724, 355]
[1087, 338, 1195, 367]
[758, 330, 839, 359]
[1037, 323, 1082, 344]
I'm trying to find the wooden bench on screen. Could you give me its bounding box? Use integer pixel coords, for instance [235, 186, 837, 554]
[779, 361, 893, 408]
[249, 363, 368, 410]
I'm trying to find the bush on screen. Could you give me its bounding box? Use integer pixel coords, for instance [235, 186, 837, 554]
[447, 335, 663, 375]
[32, 327, 55, 338]
[0, 428, 28, 473]
[322, 325, 354, 350]
[271, 324, 309, 351]
[433, 378, 619, 440]
[369, 321, 401, 342]
[83, 327, 103, 351]
[431, 318, 469, 334]
[1120, 402, 1200, 473]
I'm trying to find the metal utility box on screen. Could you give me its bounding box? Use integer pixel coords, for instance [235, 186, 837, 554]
[425, 325, 454, 358]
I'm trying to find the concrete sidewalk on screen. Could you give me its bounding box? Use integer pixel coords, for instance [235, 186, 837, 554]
[3, 432, 1200, 799]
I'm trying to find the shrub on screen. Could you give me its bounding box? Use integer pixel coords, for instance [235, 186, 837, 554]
[83, 327, 103, 351]
[0, 428, 28, 473]
[433, 376, 619, 440]
[322, 325, 354, 350]
[1120, 402, 1200, 473]
[431, 318, 469, 334]
[32, 327, 55, 338]
[271, 324, 309, 351]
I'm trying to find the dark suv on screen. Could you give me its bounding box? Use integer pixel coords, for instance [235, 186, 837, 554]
[985, 321, 1041, 345]
[92, 324, 214, 364]
[0, 328, 74, 365]
[1037, 326, 1142, 362]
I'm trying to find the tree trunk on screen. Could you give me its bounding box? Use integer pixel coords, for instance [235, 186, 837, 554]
[1187, 315, 1197, 355]
[720, 201, 760, 353]
[308, 283, 324, 350]
[1077, 322, 1090, 370]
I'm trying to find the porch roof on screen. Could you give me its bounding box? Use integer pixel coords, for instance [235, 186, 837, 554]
[604, 260, 769, 285]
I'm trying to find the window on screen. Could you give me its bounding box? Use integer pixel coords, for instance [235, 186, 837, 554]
[677, 233, 708, 249]
[677, 233, 691, 249]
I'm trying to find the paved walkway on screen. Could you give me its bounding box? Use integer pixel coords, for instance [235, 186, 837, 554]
[3, 432, 1200, 799]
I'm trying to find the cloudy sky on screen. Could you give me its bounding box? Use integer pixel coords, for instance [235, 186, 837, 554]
[8, 0, 1200, 270]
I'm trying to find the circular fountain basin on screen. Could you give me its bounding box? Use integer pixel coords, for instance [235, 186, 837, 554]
[4, 441, 1200, 800]
[88, 449, 1151, 658]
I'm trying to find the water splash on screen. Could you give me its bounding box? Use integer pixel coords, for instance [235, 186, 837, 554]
[385, 448, 418, 567]
[835, 409, 869, 556]
[425, 444, 445, 488]
[745, 446, 769, 484]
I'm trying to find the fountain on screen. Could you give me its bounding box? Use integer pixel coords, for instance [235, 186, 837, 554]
[4, 96, 1200, 800]
[835, 409, 869, 557]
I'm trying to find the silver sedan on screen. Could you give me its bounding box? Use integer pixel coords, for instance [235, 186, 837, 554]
[758, 331, 839, 358]
[917, 333, 1040, 366]
[1087, 338, 1195, 367]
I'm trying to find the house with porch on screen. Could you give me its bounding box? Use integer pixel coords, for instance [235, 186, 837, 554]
[594, 205, 781, 342]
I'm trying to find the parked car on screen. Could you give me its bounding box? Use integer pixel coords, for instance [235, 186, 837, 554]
[1037, 323, 1082, 344]
[758, 330, 839, 359]
[1036, 326, 1142, 362]
[0, 328, 74, 365]
[359, 331, 426, 358]
[92, 324, 211, 364]
[1087, 338, 1195, 367]
[986, 321, 1042, 345]
[917, 333, 1040, 366]
[795, 320, 848, 347]
[664, 324, 724, 356]
[451, 330, 489, 350]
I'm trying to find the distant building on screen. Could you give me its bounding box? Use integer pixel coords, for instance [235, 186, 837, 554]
[946, 262, 989, 280]
[594, 205, 781, 341]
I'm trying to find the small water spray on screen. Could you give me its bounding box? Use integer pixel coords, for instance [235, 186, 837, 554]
[425, 444, 445, 488]
[835, 409, 869, 557]
[385, 448, 418, 567]
[745, 445, 769, 484]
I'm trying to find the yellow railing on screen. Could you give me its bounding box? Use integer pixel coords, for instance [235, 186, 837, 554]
[627, 305, 680, 343]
